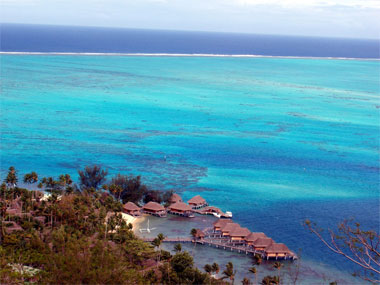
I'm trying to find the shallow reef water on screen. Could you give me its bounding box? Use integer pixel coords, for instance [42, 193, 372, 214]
[1, 55, 379, 283]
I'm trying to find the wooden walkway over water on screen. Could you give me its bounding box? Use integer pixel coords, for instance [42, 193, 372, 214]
[142, 237, 193, 243]
[142, 237, 296, 260]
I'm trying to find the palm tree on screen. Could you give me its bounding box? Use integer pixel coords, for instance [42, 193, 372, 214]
[223, 262, 237, 284]
[174, 243, 182, 253]
[273, 262, 283, 283]
[24, 172, 38, 189]
[152, 233, 165, 267]
[58, 174, 72, 194]
[190, 228, 197, 239]
[212, 262, 220, 276]
[4, 166, 18, 189]
[204, 264, 212, 275]
[242, 277, 251, 285]
[249, 267, 258, 284]
[253, 254, 262, 266]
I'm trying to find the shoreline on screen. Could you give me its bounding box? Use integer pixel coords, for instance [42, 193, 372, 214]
[121, 212, 145, 229]
[0, 51, 379, 61]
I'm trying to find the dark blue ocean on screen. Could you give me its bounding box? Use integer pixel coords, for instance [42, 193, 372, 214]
[1, 23, 379, 58]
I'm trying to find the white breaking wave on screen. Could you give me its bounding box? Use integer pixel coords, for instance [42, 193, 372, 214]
[0, 51, 378, 61]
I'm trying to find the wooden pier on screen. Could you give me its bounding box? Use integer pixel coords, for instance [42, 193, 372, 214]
[142, 237, 193, 243]
[142, 236, 297, 260]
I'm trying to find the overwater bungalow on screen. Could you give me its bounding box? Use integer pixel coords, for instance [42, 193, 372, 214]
[245, 232, 267, 246]
[221, 222, 240, 237]
[168, 202, 194, 217]
[194, 229, 205, 241]
[265, 243, 292, 259]
[252, 237, 274, 251]
[188, 195, 208, 209]
[123, 202, 142, 217]
[213, 219, 234, 232]
[229, 226, 251, 244]
[142, 201, 167, 217]
[169, 193, 183, 204]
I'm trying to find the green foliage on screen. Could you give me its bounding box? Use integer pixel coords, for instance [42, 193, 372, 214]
[4, 166, 18, 188]
[78, 165, 108, 190]
[261, 275, 279, 285]
[174, 243, 182, 253]
[0, 166, 221, 285]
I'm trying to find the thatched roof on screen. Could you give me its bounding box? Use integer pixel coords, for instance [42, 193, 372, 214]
[4, 221, 23, 233]
[253, 237, 274, 248]
[169, 193, 183, 204]
[143, 201, 165, 211]
[168, 202, 192, 212]
[34, 216, 46, 224]
[221, 222, 239, 233]
[245, 232, 267, 242]
[265, 243, 291, 254]
[229, 226, 251, 237]
[213, 219, 233, 228]
[188, 195, 206, 204]
[123, 202, 141, 211]
[195, 229, 205, 238]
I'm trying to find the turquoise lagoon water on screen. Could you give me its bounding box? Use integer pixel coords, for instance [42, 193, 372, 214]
[1, 55, 379, 283]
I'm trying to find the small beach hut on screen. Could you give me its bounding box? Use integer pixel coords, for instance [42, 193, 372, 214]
[168, 202, 193, 217]
[169, 193, 183, 204]
[142, 201, 167, 217]
[265, 243, 292, 259]
[252, 237, 274, 251]
[188, 195, 208, 209]
[4, 221, 23, 234]
[245, 232, 267, 246]
[123, 202, 142, 217]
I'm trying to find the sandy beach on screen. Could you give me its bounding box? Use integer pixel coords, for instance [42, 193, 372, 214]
[121, 213, 145, 229]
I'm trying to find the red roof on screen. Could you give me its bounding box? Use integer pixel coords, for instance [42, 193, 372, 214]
[143, 201, 165, 211]
[229, 226, 251, 237]
[245, 232, 267, 242]
[188, 195, 206, 204]
[123, 202, 141, 211]
[253, 237, 274, 248]
[169, 193, 183, 204]
[265, 243, 291, 254]
[168, 202, 192, 212]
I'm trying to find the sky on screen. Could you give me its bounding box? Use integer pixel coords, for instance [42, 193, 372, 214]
[1, 0, 379, 39]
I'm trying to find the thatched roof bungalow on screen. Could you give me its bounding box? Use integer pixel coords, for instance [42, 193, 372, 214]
[169, 193, 183, 204]
[245, 232, 267, 246]
[187, 195, 208, 209]
[265, 243, 292, 259]
[168, 202, 194, 217]
[252, 237, 274, 251]
[123, 202, 142, 217]
[221, 222, 240, 237]
[229, 226, 251, 242]
[213, 219, 234, 232]
[194, 229, 205, 239]
[142, 201, 166, 217]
